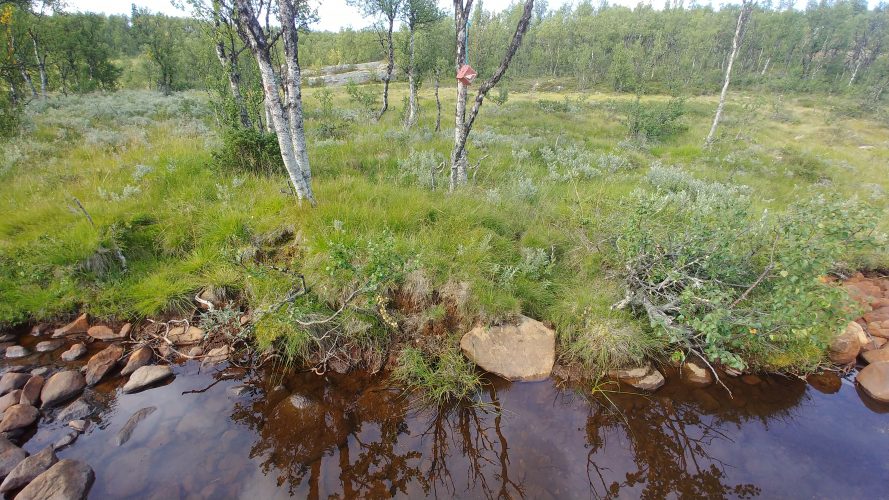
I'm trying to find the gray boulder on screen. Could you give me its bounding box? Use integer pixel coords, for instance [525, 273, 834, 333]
[16, 459, 94, 500]
[122, 365, 173, 393]
[0, 446, 57, 492]
[40, 371, 86, 408]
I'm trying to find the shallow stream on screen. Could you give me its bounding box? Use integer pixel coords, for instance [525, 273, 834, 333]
[4, 329, 889, 499]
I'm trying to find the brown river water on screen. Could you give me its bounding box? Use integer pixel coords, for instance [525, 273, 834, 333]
[4, 330, 889, 499]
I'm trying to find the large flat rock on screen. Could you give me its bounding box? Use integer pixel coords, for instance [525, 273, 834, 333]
[459, 315, 555, 382]
[857, 361, 889, 403]
[16, 459, 94, 500]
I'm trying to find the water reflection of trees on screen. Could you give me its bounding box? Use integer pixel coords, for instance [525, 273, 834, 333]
[229, 370, 806, 499]
[582, 375, 806, 499]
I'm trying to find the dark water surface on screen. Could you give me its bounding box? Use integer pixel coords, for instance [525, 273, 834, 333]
[5, 333, 889, 499]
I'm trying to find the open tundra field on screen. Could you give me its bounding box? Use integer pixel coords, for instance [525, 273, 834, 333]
[1, 85, 888, 397]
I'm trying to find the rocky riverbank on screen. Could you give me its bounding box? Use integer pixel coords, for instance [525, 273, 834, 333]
[0, 311, 234, 498]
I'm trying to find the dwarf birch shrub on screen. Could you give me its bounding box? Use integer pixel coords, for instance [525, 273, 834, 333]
[609, 165, 882, 371]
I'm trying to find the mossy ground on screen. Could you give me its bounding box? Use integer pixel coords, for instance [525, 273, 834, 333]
[1, 85, 887, 397]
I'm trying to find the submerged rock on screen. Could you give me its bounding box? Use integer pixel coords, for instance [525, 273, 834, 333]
[35, 340, 63, 353]
[86, 325, 122, 341]
[610, 363, 666, 391]
[857, 361, 889, 403]
[0, 372, 30, 396]
[30, 367, 50, 377]
[0, 437, 28, 478]
[20, 375, 44, 406]
[84, 344, 124, 386]
[41, 371, 86, 408]
[55, 399, 94, 422]
[4, 346, 30, 359]
[226, 385, 251, 398]
[0, 446, 57, 493]
[628, 368, 666, 391]
[201, 345, 231, 369]
[60, 343, 87, 362]
[289, 394, 312, 410]
[121, 346, 153, 376]
[52, 314, 89, 338]
[459, 315, 555, 382]
[608, 365, 651, 379]
[829, 322, 862, 365]
[52, 431, 78, 450]
[16, 459, 94, 500]
[682, 360, 713, 386]
[122, 365, 173, 393]
[69, 420, 88, 433]
[168, 326, 204, 346]
[807, 372, 842, 394]
[0, 404, 39, 432]
[113, 406, 157, 447]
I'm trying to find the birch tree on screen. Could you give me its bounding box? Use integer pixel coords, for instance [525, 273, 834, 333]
[349, 0, 401, 120]
[705, 0, 753, 147]
[211, 1, 251, 128]
[230, 0, 316, 204]
[24, 0, 54, 98]
[184, 0, 253, 128]
[450, 0, 534, 191]
[401, 0, 441, 128]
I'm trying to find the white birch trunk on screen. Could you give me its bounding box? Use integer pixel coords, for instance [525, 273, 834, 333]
[235, 0, 315, 205]
[450, 0, 534, 191]
[705, 1, 751, 147]
[379, 16, 395, 120]
[406, 28, 418, 128]
[849, 57, 863, 86]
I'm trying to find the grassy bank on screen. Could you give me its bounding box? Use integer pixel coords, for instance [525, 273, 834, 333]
[1, 86, 887, 398]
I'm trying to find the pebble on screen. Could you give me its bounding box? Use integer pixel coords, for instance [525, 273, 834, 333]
[5, 346, 30, 359]
[52, 431, 78, 450]
[56, 399, 95, 422]
[30, 366, 50, 377]
[69, 419, 88, 433]
[61, 343, 88, 362]
[35, 340, 63, 353]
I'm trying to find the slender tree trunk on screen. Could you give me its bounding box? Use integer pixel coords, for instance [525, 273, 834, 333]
[450, 1, 471, 191]
[378, 16, 395, 120]
[235, 0, 315, 205]
[29, 30, 47, 98]
[278, 0, 315, 203]
[761, 56, 770, 76]
[705, 1, 751, 147]
[450, 0, 535, 191]
[20, 65, 37, 98]
[405, 27, 418, 127]
[849, 56, 863, 86]
[213, 28, 251, 128]
[434, 70, 441, 132]
[212, 3, 252, 129]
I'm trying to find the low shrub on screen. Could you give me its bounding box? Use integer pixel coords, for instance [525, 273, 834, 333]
[213, 127, 283, 175]
[607, 165, 882, 371]
[624, 97, 687, 140]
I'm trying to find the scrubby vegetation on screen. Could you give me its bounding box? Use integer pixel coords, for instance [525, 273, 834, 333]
[2, 85, 887, 400]
[3, 0, 889, 402]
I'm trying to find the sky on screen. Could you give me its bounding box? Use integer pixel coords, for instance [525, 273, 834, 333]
[65, 0, 658, 31]
[64, 0, 883, 32]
